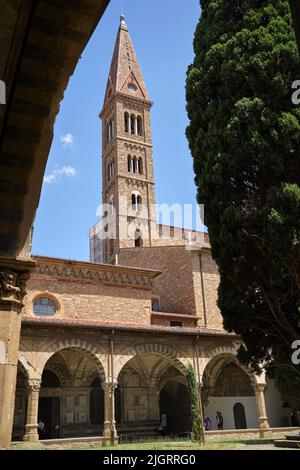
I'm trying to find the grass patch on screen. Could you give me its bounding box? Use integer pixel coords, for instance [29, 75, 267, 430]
[11, 439, 241, 451]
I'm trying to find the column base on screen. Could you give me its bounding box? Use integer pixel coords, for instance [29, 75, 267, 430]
[259, 417, 272, 438]
[102, 421, 111, 446]
[102, 421, 119, 446]
[23, 425, 39, 443]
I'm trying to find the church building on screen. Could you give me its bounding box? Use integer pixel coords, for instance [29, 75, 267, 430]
[12, 16, 292, 445]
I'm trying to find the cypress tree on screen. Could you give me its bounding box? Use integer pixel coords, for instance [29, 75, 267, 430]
[186, 0, 300, 385]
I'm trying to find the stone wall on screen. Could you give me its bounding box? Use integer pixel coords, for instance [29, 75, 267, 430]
[119, 246, 197, 317]
[118, 245, 224, 330]
[22, 257, 158, 326]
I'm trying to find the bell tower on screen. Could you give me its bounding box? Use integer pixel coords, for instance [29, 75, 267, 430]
[100, 16, 156, 264]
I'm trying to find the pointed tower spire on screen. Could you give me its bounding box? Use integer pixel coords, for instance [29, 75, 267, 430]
[102, 16, 150, 111]
[98, 17, 156, 264]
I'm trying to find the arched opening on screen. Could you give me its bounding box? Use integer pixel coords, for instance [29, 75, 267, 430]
[133, 156, 137, 174]
[137, 195, 142, 211]
[116, 350, 188, 438]
[137, 116, 143, 136]
[134, 229, 143, 247]
[131, 114, 136, 134]
[131, 193, 137, 210]
[202, 356, 256, 430]
[12, 363, 28, 441]
[128, 155, 132, 172]
[38, 348, 105, 439]
[124, 112, 129, 133]
[138, 157, 143, 175]
[233, 402, 247, 429]
[159, 378, 191, 436]
[90, 378, 104, 425]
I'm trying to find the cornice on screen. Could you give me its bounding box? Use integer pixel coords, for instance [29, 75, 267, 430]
[31, 256, 160, 289]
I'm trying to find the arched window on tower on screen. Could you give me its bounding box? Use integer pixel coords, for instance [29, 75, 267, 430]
[128, 155, 132, 172]
[107, 163, 111, 181]
[134, 229, 143, 248]
[137, 116, 143, 136]
[138, 158, 143, 175]
[133, 157, 137, 174]
[131, 192, 142, 212]
[131, 193, 137, 210]
[131, 114, 136, 134]
[124, 112, 129, 133]
[137, 195, 142, 211]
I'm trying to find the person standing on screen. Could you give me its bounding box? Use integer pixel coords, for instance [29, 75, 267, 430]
[216, 411, 224, 430]
[37, 419, 46, 439]
[204, 416, 212, 431]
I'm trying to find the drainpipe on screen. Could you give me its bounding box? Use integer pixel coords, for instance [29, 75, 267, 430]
[195, 336, 206, 444]
[199, 251, 208, 327]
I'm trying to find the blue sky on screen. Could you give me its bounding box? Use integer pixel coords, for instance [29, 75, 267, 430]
[32, 0, 201, 261]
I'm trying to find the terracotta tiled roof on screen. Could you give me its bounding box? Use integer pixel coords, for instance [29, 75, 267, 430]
[21, 316, 237, 338]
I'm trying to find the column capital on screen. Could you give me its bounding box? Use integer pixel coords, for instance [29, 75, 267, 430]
[102, 381, 118, 391]
[0, 258, 35, 310]
[253, 383, 267, 393]
[28, 378, 41, 392]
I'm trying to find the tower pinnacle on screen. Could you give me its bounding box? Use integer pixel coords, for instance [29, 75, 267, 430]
[120, 15, 128, 30]
[102, 16, 150, 112]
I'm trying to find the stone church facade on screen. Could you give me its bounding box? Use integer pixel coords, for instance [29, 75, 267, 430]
[12, 17, 291, 445]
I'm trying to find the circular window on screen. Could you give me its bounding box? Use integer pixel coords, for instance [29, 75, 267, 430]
[33, 297, 57, 317]
[128, 82, 137, 92]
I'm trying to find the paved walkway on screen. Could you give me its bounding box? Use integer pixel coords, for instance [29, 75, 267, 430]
[235, 443, 296, 451]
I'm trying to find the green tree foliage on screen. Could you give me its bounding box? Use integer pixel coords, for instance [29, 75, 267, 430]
[186, 0, 300, 385]
[186, 364, 205, 442]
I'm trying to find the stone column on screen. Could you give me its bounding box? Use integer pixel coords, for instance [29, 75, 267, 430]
[103, 383, 118, 445]
[0, 259, 34, 449]
[23, 379, 41, 442]
[254, 384, 271, 437]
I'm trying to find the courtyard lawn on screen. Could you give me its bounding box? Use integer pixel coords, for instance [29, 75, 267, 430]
[10, 439, 246, 451]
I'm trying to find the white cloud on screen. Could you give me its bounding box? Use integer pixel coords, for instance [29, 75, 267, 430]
[60, 133, 75, 149]
[44, 166, 77, 184]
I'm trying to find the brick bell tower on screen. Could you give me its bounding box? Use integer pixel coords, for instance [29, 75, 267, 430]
[99, 16, 156, 264]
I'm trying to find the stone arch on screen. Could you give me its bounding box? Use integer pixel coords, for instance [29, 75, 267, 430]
[115, 342, 188, 380]
[18, 354, 40, 381]
[202, 351, 258, 389]
[17, 359, 29, 381]
[38, 338, 107, 383]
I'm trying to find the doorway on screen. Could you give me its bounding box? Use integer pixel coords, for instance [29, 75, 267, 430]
[38, 397, 60, 439]
[233, 402, 247, 429]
